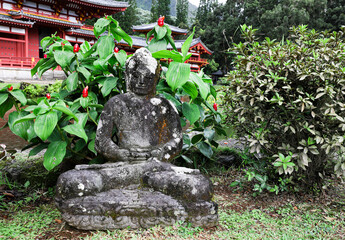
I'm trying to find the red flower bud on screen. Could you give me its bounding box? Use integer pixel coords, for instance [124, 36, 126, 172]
[158, 16, 165, 27]
[61, 42, 65, 47]
[46, 93, 51, 100]
[8, 86, 13, 91]
[213, 103, 218, 111]
[114, 47, 119, 53]
[73, 43, 80, 53]
[82, 86, 89, 98]
[44, 54, 47, 58]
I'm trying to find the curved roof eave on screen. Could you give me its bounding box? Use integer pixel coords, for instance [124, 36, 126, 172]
[133, 23, 188, 34]
[69, 0, 129, 9]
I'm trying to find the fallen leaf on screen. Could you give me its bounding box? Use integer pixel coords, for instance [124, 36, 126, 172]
[324, 216, 336, 221]
[294, 206, 298, 210]
[3, 192, 14, 198]
[55, 219, 62, 224]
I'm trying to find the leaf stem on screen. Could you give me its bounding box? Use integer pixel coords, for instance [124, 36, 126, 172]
[87, 107, 98, 126]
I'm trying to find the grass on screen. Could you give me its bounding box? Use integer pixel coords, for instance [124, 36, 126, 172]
[0, 169, 344, 239]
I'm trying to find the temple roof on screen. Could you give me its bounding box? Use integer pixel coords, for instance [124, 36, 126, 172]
[66, 28, 95, 37]
[117, 36, 213, 54]
[76, 0, 129, 8]
[65, 28, 212, 55]
[8, 11, 83, 28]
[0, 14, 35, 27]
[133, 23, 188, 35]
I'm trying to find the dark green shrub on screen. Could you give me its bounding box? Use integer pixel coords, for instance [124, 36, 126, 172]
[223, 25, 345, 189]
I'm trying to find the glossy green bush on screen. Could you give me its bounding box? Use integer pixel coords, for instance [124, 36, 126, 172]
[224, 25, 345, 188]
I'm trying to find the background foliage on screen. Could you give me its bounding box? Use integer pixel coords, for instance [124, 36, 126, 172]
[223, 25, 345, 189]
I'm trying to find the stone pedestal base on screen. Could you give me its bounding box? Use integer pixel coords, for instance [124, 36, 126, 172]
[55, 159, 218, 230]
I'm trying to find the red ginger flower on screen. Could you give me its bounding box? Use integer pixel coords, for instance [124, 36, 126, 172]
[213, 103, 218, 111]
[46, 93, 51, 100]
[158, 16, 165, 27]
[82, 86, 89, 98]
[8, 86, 13, 91]
[114, 47, 119, 53]
[73, 44, 80, 53]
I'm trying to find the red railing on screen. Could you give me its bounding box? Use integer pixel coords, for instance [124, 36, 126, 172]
[0, 57, 38, 68]
[0, 57, 62, 70]
[187, 57, 207, 63]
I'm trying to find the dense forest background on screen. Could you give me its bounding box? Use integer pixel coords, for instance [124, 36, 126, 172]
[109, 0, 345, 72]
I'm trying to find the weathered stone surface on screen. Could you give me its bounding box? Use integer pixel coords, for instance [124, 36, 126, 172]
[95, 48, 182, 163]
[55, 48, 218, 230]
[56, 160, 218, 229]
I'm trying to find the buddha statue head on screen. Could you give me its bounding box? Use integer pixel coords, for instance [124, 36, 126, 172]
[125, 48, 160, 96]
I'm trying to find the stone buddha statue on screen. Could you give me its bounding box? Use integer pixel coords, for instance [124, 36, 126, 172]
[95, 48, 182, 163]
[55, 48, 218, 230]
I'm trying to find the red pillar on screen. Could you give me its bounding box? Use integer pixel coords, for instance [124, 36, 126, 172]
[25, 28, 29, 57]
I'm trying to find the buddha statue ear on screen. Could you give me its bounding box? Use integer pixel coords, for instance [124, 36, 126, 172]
[153, 60, 160, 86]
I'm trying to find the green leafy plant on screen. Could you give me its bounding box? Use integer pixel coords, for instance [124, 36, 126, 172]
[224, 24, 345, 189]
[0, 16, 224, 171]
[149, 24, 225, 164]
[0, 16, 132, 171]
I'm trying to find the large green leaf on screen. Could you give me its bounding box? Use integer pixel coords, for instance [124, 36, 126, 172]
[8, 111, 36, 141]
[37, 58, 57, 78]
[0, 93, 8, 106]
[152, 50, 183, 62]
[94, 18, 111, 38]
[13, 113, 36, 125]
[97, 35, 115, 59]
[148, 38, 168, 53]
[54, 50, 75, 68]
[29, 143, 49, 157]
[80, 97, 89, 108]
[52, 105, 78, 121]
[182, 81, 198, 99]
[31, 58, 46, 77]
[164, 26, 177, 51]
[204, 128, 215, 142]
[78, 66, 91, 81]
[34, 111, 58, 141]
[43, 141, 67, 171]
[166, 62, 191, 91]
[189, 72, 210, 100]
[0, 98, 13, 119]
[155, 25, 167, 40]
[9, 90, 27, 106]
[66, 72, 78, 91]
[40, 36, 52, 51]
[63, 124, 88, 143]
[101, 77, 118, 97]
[80, 41, 91, 53]
[182, 102, 200, 125]
[182, 27, 195, 61]
[75, 113, 88, 128]
[88, 139, 96, 154]
[197, 141, 213, 158]
[162, 92, 181, 107]
[115, 50, 127, 67]
[110, 26, 133, 47]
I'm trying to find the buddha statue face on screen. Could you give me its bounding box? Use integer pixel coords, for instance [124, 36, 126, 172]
[127, 66, 156, 96]
[125, 48, 159, 96]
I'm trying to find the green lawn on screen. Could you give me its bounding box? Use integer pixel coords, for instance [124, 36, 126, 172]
[1, 170, 344, 239]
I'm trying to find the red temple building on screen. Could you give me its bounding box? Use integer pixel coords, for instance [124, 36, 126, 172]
[0, 0, 212, 79]
[0, 0, 127, 69]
